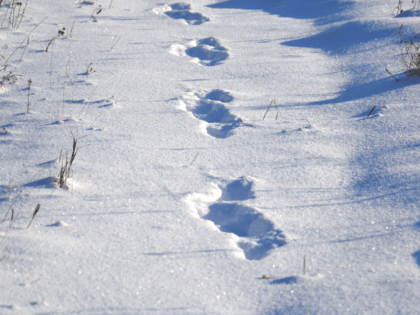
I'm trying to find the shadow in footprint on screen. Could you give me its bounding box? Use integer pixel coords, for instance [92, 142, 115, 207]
[192, 100, 236, 123]
[206, 122, 241, 139]
[413, 251, 420, 266]
[238, 230, 286, 260]
[205, 89, 234, 103]
[205, 203, 286, 260]
[186, 38, 228, 66]
[165, 3, 209, 25]
[221, 177, 255, 201]
[184, 89, 244, 138]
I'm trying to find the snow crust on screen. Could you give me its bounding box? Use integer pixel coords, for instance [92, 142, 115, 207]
[1, 0, 420, 313]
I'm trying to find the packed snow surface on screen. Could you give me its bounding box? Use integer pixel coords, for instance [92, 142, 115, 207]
[1, 0, 420, 314]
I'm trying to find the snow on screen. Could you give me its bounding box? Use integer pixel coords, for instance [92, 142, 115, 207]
[1, 0, 420, 313]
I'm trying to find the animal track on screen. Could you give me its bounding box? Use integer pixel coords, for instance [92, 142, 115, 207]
[170, 37, 228, 66]
[178, 90, 243, 138]
[158, 3, 209, 25]
[186, 177, 286, 260]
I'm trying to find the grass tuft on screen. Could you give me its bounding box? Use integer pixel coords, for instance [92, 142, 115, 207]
[57, 136, 79, 189]
[386, 24, 420, 78]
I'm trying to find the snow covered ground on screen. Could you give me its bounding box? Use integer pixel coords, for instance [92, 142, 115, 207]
[1, 0, 420, 313]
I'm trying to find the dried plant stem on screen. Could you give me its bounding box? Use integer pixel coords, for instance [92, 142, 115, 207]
[2, 17, 48, 69]
[367, 106, 376, 118]
[68, 20, 76, 38]
[263, 99, 279, 120]
[45, 27, 65, 52]
[189, 152, 200, 166]
[27, 79, 32, 114]
[110, 36, 121, 50]
[26, 204, 41, 229]
[57, 136, 79, 188]
[385, 65, 399, 81]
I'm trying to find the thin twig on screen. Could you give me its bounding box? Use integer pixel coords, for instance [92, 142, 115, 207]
[110, 36, 120, 51]
[367, 105, 376, 119]
[26, 204, 41, 229]
[385, 65, 399, 81]
[69, 20, 75, 38]
[2, 16, 48, 69]
[27, 78, 32, 114]
[189, 152, 200, 166]
[263, 99, 279, 120]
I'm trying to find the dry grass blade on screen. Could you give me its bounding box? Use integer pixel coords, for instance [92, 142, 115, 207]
[393, 0, 404, 15]
[57, 136, 79, 188]
[26, 203, 40, 229]
[45, 27, 65, 52]
[91, 4, 102, 22]
[189, 152, 199, 166]
[27, 78, 32, 113]
[385, 65, 399, 81]
[367, 105, 376, 118]
[263, 99, 279, 120]
[1, 16, 47, 69]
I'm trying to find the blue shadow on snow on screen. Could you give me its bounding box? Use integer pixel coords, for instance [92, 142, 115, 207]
[412, 251, 420, 266]
[282, 21, 396, 55]
[307, 75, 419, 106]
[208, 0, 353, 25]
[271, 276, 298, 285]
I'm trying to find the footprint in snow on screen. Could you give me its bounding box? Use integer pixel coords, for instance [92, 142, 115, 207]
[178, 89, 246, 138]
[412, 250, 420, 267]
[186, 177, 286, 260]
[163, 3, 209, 25]
[170, 37, 228, 66]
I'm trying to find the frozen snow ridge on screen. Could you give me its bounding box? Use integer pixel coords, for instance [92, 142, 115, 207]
[186, 177, 286, 260]
[178, 89, 242, 138]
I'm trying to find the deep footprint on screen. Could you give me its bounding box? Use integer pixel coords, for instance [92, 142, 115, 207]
[204, 203, 285, 260]
[205, 89, 234, 103]
[165, 3, 209, 25]
[186, 37, 228, 66]
[220, 177, 255, 201]
[413, 250, 420, 267]
[180, 89, 243, 138]
[187, 178, 286, 260]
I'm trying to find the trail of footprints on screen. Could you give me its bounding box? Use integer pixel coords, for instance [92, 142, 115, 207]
[187, 178, 286, 260]
[162, 3, 285, 260]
